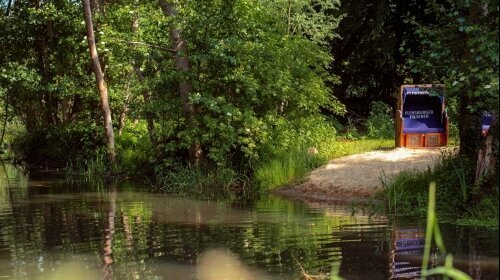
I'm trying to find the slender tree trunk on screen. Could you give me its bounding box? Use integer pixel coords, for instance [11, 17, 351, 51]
[33, 0, 56, 126]
[117, 90, 130, 136]
[159, 0, 202, 164]
[70, 94, 82, 122]
[83, 0, 116, 163]
[6, 0, 12, 16]
[458, 94, 481, 160]
[0, 94, 9, 147]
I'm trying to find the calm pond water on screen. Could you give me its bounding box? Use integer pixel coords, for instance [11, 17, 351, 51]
[0, 164, 498, 280]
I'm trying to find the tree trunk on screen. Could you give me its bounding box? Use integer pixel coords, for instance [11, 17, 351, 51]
[459, 2, 482, 161]
[69, 94, 82, 122]
[458, 94, 481, 160]
[456, 0, 495, 190]
[117, 91, 130, 136]
[33, 0, 56, 126]
[159, 0, 202, 165]
[83, 0, 116, 163]
[6, 0, 12, 16]
[475, 115, 498, 188]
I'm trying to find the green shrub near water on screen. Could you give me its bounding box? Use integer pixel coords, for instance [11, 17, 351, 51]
[380, 150, 499, 226]
[12, 122, 106, 167]
[114, 123, 155, 176]
[155, 165, 250, 200]
[64, 121, 156, 178]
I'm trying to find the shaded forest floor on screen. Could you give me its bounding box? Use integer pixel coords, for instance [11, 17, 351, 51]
[272, 148, 445, 205]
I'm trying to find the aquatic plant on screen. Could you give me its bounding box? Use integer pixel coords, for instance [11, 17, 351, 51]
[420, 182, 471, 280]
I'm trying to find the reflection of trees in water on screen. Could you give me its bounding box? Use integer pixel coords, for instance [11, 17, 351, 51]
[332, 223, 391, 279]
[102, 184, 116, 279]
[440, 224, 499, 280]
[0, 168, 497, 280]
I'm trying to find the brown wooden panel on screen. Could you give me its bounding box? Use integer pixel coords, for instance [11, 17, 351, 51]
[425, 134, 441, 147]
[406, 134, 424, 148]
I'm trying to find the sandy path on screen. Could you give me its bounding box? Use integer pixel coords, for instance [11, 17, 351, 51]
[272, 148, 444, 204]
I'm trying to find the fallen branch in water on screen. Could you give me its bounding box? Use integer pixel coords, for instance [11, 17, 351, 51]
[292, 253, 328, 280]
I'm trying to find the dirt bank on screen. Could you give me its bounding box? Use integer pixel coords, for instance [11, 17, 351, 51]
[272, 148, 445, 205]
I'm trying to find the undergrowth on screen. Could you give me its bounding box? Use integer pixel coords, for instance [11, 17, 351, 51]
[154, 165, 252, 201]
[255, 138, 393, 189]
[380, 149, 498, 227]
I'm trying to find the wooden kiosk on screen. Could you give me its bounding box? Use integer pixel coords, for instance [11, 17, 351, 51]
[396, 84, 448, 148]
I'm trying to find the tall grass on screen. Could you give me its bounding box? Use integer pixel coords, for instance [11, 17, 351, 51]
[420, 182, 471, 280]
[255, 139, 393, 189]
[65, 148, 107, 181]
[155, 166, 250, 200]
[319, 138, 393, 160]
[381, 150, 498, 226]
[254, 149, 324, 189]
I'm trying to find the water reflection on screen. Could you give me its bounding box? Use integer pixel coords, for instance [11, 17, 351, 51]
[390, 228, 425, 279]
[102, 185, 116, 278]
[0, 164, 498, 280]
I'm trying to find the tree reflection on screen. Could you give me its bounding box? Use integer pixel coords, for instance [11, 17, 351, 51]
[0, 166, 497, 280]
[102, 184, 116, 279]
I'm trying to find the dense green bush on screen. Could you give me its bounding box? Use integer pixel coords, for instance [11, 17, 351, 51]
[115, 122, 155, 176]
[364, 101, 394, 139]
[12, 123, 106, 167]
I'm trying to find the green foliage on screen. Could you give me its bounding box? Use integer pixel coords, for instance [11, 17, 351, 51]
[338, 118, 363, 140]
[406, 0, 499, 114]
[161, 0, 346, 168]
[115, 122, 155, 176]
[381, 150, 498, 226]
[12, 123, 106, 167]
[364, 101, 394, 139]
[1, 0, 345, 181]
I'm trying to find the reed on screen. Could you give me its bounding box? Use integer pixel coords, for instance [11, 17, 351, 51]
[420, 182, 471, 280]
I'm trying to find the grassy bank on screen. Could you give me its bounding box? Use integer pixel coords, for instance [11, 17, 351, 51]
[379, 149, 498, 227]
[254, 138, 393, 190]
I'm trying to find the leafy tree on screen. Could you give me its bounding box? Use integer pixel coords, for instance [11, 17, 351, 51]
[1, 0, 345, 175]
[149, 0, 344, 169]
[407, 0, 498, 188]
